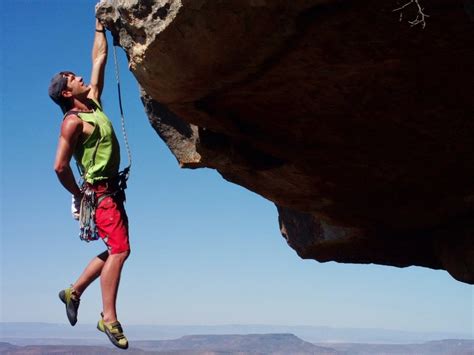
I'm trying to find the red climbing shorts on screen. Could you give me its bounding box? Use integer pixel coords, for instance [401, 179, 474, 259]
[89, 180, 130, 254]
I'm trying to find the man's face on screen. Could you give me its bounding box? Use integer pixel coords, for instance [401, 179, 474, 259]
[61, 72, 90, 98]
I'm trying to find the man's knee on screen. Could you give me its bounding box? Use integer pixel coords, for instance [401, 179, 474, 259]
[122, 249, 131, 261]
[112, 249, 130, 264]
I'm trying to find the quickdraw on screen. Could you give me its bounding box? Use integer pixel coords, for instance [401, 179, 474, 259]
[79, 186, 100, 242]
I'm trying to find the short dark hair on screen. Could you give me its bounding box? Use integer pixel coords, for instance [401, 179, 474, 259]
[48, 71, 75, 114]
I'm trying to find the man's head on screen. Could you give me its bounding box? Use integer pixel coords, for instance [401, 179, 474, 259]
[48, 71, 90, 113]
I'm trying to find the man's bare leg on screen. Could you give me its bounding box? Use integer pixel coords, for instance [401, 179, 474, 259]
[59, 251, 110, 326]
[72, 251, 109, 297]
[100, 250, 130, 323]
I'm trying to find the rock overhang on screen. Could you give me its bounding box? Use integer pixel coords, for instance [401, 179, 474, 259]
[97, 0, 474, 284]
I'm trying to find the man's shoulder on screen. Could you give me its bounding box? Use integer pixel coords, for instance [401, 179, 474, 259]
[58, 114, 84, 141]
[61, 113, 83, 130]
[63, 112, 81, 121]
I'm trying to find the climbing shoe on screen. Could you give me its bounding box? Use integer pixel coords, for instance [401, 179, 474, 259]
[97, 313, 129, 350]
[58, 287, 80, 326]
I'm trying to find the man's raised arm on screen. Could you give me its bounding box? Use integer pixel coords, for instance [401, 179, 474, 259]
[88, 19, 108, 103]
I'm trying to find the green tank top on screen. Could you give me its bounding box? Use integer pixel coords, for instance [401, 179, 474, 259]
[73, 100, 120, 184]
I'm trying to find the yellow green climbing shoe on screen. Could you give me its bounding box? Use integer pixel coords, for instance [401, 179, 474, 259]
[97, 314, 129, 350]
[58, 287, 80, 326]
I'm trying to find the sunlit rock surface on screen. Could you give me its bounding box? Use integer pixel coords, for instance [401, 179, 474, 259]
[97, 0, 474, 284]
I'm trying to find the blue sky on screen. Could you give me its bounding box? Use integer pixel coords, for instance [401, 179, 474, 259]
[0, 1, 472, 336]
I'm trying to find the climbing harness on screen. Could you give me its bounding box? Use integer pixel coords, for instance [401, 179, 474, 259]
[78, 34, 132, 243]
[78, 176, 127, 243]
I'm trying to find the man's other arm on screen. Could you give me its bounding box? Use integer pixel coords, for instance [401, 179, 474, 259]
[88, 19, 108, 103]
[54, 115, 83, 197]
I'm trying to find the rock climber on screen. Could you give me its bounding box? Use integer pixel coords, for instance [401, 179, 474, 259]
[48, 18, 130, 350]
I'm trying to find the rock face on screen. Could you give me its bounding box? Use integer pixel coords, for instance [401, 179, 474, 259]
[97, 0, 474, 284]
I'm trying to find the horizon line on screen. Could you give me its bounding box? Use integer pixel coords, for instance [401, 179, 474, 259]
[0, 322, 471, 336]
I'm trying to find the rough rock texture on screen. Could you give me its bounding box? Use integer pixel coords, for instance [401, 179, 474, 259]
[97, 0, 474, 283]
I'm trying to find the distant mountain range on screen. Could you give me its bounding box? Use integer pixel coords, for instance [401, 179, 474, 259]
[1, 322, 471, 344]
[1, 335, 473, 355]
[134, 333, 337, 354]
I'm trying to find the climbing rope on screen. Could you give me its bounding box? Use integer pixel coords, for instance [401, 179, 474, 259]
[112, 42, 132, 174]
